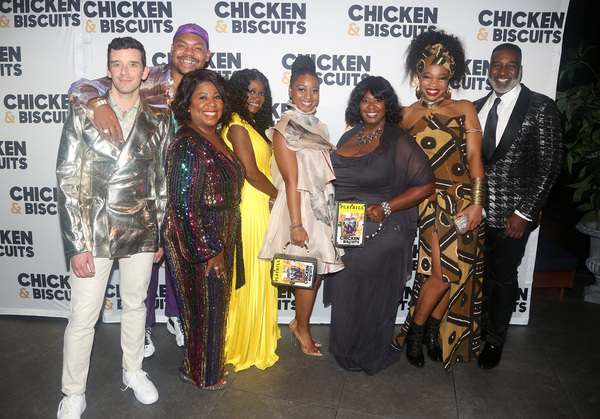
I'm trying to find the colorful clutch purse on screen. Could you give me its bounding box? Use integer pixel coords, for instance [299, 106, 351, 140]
[334, 200, 367, 247]
[271, 242, 318, 289]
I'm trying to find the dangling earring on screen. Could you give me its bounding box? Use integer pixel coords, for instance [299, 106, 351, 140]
[415, 86, 422, 100]
[443, 87, 452, 100]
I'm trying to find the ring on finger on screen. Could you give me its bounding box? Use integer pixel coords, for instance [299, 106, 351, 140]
[103, 128, 109, 134]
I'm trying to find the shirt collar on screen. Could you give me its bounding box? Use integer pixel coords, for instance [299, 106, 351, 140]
[107, 90, 141, 118]
[491, 82, 521, 108]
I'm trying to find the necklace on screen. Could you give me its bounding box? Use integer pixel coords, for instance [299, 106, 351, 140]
[420, 97, 444, 119]
[420, 96, 444, 109]
[356, 124, 384, 146]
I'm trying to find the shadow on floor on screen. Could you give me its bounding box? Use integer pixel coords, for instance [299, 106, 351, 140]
[2, 283, 600, 419]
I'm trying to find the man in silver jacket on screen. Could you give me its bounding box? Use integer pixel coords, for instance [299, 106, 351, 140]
[69, 23, 212, 356]
[55, 36, 173, 419]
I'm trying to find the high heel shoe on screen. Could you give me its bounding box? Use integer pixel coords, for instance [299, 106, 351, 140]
[289, 320, 322, 357]
[289, 319, 322, 348]
[391, 334, 403, 352]
[424, 317, 443, 362]
[405, 324, 425, 368]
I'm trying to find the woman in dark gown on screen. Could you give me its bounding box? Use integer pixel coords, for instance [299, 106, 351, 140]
[325, 76, 435, 374]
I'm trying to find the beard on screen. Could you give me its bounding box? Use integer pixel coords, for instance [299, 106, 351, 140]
[488, 71, 522, 95]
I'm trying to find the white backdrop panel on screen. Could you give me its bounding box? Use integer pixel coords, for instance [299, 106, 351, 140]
[0, 0, 569, 326]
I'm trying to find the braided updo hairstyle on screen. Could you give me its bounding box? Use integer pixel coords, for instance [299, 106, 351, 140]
[289, 55, 318, 88]
[405, 29, 466, 89]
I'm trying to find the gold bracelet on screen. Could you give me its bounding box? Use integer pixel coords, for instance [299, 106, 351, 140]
[471, 177, 485, 206]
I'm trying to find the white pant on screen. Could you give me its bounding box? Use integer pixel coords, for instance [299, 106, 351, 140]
[61, 252, 154, 395]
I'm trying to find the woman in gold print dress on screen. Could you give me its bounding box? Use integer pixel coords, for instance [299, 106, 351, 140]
[392, 30, 485, 372]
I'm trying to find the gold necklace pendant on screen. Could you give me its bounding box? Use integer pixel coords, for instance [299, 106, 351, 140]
[420, 97, 444, 109]
[420, 97, 443, 119]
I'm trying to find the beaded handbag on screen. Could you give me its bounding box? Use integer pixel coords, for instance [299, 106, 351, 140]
[271, 242, 317, 289]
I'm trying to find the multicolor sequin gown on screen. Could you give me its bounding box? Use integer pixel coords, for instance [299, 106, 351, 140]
[163, 125, 245, 387]
[222, 113, 281, 371]
[397, 113, 484, 372]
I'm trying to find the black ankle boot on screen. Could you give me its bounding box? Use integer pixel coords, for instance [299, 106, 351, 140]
[424, 317, 443, 362]
[405, 324, 425, 368]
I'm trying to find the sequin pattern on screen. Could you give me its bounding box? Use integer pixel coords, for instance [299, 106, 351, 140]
[163, 126, 245, 387]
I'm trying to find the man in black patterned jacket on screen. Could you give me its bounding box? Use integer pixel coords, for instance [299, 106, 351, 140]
[474, 43, 563, 369]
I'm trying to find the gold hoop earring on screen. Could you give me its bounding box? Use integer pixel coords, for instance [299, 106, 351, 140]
[443, 88, 452, 100]
[415, 86, 422, 100]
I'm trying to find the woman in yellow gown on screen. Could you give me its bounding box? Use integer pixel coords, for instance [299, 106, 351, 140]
[222, 69, 280, 370]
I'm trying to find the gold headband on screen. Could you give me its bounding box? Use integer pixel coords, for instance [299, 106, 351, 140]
[416, 43, 456, 77]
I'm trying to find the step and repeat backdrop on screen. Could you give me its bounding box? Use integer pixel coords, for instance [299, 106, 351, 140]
[0, 0, 569, 325]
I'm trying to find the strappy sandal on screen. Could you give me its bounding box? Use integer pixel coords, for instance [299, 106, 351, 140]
[289, 319, 322, 348]
[202, 379, 227, 391]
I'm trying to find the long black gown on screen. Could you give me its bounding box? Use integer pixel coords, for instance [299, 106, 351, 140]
[324, 124, 434, 375]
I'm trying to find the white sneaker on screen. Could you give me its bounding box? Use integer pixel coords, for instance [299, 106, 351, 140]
[144, 327, 155, 358]
[122, 369, 159, 405]
[167, 317, 184, 347]
[57, 394, 86, 419]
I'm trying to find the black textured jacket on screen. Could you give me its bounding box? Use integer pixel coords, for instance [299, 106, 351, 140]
[473, 84, 563, 230]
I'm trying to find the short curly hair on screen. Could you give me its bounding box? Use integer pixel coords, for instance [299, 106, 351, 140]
[345, 76, 401, 126]
[172, 69, 231, 128]
[228, 69, 273, 141]
[405, 29, 466, 88]
[107, 36, 146, 67]
[492, 43, 522, 64]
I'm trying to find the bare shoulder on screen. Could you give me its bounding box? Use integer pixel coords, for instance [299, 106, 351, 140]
[452, 99, 477, 114]
[228, 124, 250, 136]
[400, 102, 423, 129]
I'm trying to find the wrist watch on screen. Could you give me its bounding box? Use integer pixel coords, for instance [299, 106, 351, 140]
[90, 98, 108, 109]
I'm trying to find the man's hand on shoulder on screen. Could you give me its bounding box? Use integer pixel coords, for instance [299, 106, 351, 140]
[88, 98, 124, 145]
[70, 252, 96, 278]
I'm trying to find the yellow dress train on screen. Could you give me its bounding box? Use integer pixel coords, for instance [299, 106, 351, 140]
[223, 113, 281, 371]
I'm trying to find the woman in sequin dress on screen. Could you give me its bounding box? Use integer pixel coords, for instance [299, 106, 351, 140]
[222, 69, 281, 371]
[163, 69, 245, 390]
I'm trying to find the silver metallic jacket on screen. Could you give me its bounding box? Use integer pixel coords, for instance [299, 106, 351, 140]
[56, 93, 174, 259]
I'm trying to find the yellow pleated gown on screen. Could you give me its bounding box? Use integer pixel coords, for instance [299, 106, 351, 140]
[222, 113, 281, 371]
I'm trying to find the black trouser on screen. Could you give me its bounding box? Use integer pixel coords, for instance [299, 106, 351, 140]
[481, 225, 531, 347]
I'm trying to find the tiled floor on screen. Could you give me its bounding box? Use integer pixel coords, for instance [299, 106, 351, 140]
[1, 263, 599, 418]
